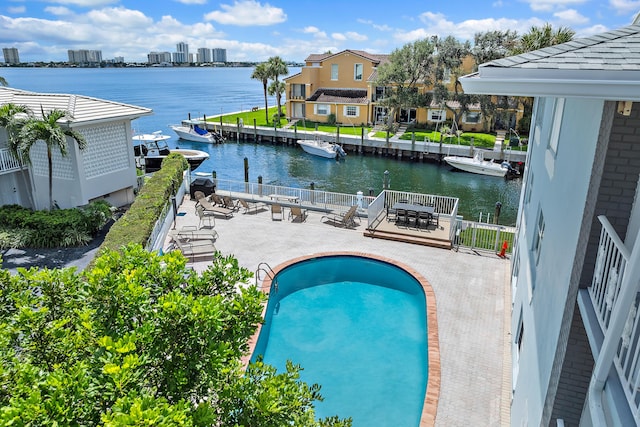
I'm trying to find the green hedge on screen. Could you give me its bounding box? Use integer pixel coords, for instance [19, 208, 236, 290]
[94, 154, 187, 261]
[0, 200, 112, 249]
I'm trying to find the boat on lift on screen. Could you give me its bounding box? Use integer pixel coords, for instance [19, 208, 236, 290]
[132, 131, 209, 172]
[169, 123, 224, 144]
[444, 150, 518, 178]
[297, 138, 347, 159]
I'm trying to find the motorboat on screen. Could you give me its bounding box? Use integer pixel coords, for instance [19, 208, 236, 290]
[169, 123, 224, 144]
[132, 131, 209, 172]
[297, 139, 347, 159]
[444, 151, 518, 178]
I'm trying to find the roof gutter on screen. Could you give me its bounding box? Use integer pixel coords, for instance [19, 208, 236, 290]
[459, 74, 640, 102]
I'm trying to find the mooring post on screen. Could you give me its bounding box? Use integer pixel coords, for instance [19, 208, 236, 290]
[244, 157, 249, 192]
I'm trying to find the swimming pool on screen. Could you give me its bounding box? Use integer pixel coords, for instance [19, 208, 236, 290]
[250, 253, 439, 426]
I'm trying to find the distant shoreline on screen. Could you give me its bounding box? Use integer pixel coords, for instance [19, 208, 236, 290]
[0, 62, 304, 69]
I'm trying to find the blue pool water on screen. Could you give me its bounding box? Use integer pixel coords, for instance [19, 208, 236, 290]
[251, 255, 428, 426]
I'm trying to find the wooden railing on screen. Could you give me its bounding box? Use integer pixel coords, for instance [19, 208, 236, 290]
[588, 215, 640, 423]
[0, 148, 24, 174]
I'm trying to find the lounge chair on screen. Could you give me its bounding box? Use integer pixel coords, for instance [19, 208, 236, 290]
[171, 235, 216, 262]
[288, 205, 307, 222]
[171, 225, 218, 242]
[223, 196, 240, 211]
[196, 205, 215, 229]
[239, 199, 264, 214]
[271, 203, 284, 221]
[199, 197, 234, 219]
[321, 205, 360, 228]
[210, 194, 225, 206]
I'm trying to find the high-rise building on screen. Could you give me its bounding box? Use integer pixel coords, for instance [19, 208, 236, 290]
[197, 48, 212, 63]
[148, 51, 172, 64]
[2, 47, 20, 64]
[212, 48, 227, 63]
[67, 49, 102, 64]
[175, 42, 189, 63]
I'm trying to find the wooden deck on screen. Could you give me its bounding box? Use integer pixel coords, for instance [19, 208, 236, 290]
[364, 214, 452, 249]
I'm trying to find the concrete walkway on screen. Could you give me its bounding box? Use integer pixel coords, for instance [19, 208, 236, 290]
[167, 196, 511, 427]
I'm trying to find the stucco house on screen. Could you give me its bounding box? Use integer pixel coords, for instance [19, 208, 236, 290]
[285, 49, 522, 132]
[460, 22, 640, 426]
[0, 87, 152, 210]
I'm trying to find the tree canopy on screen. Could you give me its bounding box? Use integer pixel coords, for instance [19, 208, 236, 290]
[0, 245, 352, 426]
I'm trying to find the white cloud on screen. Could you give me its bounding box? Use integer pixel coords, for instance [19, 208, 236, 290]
[553, 8, 589, 24]
[7, 6, 26, 14]
[332, 33, 346, 41]
[44, 6, 73, 15]
[302, 26, 327, 38]
[520, 0, 587, 12]
[86, 7, 152, 28]
[345, 31, 367, 41]
[42, 0, 119, 6]
[204, 0, 286, 26]
[609, 0, 640, 14]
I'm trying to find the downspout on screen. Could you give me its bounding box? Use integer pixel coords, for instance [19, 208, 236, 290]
[588, 225, 640, 425]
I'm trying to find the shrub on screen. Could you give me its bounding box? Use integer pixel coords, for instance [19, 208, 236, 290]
[327, 113, 337, 126]
[0, 200, 113, 249]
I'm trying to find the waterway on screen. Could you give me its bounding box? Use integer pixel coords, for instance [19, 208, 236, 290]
[1, 66, 522, 224]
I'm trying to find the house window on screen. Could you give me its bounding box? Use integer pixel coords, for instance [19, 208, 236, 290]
[315, 104, 330, 115]
[291, 84, 305, 98]
[524, 171, 534, 205]
[429, 109, 446, 122]
[344, 105, 359, 117]
[331, 64, 338, 81]
[532, 208, 545, 265]
[513, 309, 524, 389]
[354, 63, 363, 81]
[533, 98, 546, 146]
[548, 98, 564, 156]
[463, 112, 481, 124]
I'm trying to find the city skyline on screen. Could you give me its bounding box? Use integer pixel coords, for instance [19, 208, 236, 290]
[0, 0, 638, 63]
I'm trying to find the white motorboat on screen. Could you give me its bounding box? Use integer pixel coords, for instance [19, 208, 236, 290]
[444, 151, 516, 178]
[297, 139, 347, 159]
[169, 123, 224, 144]
[133, 131, 209, 172]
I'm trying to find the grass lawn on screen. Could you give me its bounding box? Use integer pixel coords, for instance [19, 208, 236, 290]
[205, 107, 527, 152]
[458, 226, 515, 253]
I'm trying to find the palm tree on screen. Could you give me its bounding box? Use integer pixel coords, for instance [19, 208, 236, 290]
[18, 107, 87, 210]
[266, 56, 289, 119]
[251, 62, 271, 124]
[511, 24, 575, 55]
[0, 77, 7, 87]
[0, 103, 35, 207]
[267, 80, 286, 125]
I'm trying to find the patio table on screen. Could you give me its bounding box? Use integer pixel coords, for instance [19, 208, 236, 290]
[393, 202, 438, 227]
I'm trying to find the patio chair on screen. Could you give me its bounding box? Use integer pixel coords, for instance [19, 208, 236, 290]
[321, 205, 360, 228]
[271, 203, 284, 221]
[172, 225, 218, 243]
[386, 206, 397, 222]
[196, 205, 215, 229]
[288, 206, 307, 222]
[223, 196, 240, 211]
[171, 235, 216, 262]
[194, 191, 206, 205]
[239, 199, 264, 214]
[210, 194, 225, 206]
[199, 197, 234, 219]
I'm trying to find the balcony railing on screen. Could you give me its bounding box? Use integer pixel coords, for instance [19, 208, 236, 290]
[0, 147, 24, 174]
[588, 215, 640, 423]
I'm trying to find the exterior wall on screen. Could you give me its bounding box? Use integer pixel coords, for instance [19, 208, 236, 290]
[550, 307, 594, 425]
[510, 97, 604, 425]
[27, 120, 136, 210]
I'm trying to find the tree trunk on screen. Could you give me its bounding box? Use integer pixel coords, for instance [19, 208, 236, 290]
[47, 147, 53, 210]
[262, 83, 269, 124]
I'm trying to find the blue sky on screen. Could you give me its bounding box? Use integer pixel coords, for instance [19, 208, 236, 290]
[1, 0, 639, 63]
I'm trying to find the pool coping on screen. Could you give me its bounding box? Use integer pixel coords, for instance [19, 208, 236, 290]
[243, 251, 440, 427]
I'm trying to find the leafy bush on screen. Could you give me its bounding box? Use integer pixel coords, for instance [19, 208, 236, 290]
[0, 200, 113, 249]
[327, 113, 337, 126]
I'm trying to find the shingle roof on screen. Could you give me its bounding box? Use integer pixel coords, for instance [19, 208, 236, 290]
[305, 49, 389, 65]
[483, 24, 640, 71]
[306, 88, 369, 104]
[0, 87, 152, 124]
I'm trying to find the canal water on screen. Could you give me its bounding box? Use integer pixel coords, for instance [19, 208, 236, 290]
[1, 67, 522, 224]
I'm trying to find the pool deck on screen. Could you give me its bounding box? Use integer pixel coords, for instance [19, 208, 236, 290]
[166, 195, 512, 427]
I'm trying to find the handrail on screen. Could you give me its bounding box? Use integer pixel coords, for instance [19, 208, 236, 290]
[256, 262, 278, 293]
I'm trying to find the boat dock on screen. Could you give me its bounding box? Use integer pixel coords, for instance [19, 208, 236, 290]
[186, 119, 528, 165]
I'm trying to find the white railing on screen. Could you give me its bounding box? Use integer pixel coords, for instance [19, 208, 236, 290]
[587, 216, 640, 423]
[589, 216, 630, 333]
[210, 178, 375, 212]
[453, 218, 515, 253]
[0, 148, 24, 174]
